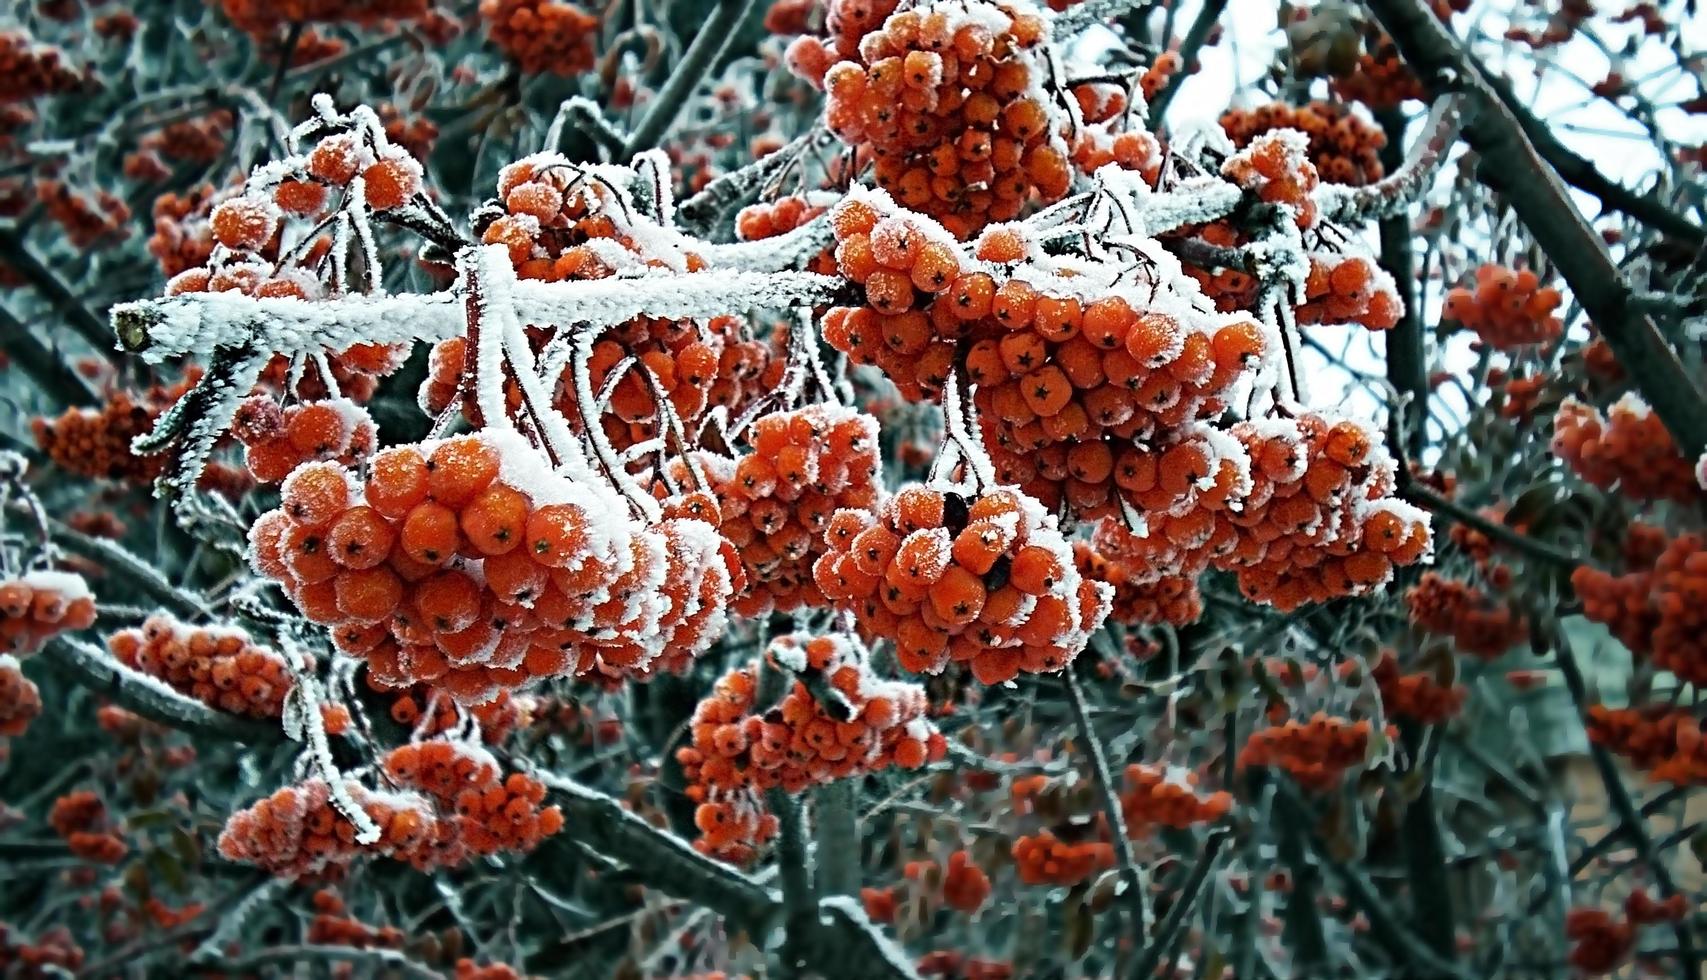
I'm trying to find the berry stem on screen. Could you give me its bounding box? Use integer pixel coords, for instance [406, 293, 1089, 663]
[1062, 656, 1152, 940]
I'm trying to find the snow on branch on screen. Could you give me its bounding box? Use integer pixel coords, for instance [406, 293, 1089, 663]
[41, 636, 284, 743]
[1315, 96, 1462, 225]
[112, 271, 850, 362]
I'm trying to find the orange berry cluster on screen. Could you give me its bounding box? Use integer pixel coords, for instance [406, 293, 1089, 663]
[478, 0, 600, 75]
[822, 1, 1071, 238]
[49, 790, 128, 865]
[1442, 264, 1564, 349]
[1552, 395, 1699, 503]
[37, 179, 130, 249]
[899, 851, 993, 913]
[380, 741, 564, 865]
[1239, 713, 1389, 791]
[1296, 252, 1402, 330]
[1645, 532, 1707, 685]
[259, 343, 409, 405]
[147, 183, 223, 278]
[232, 396, 378, 484]
[308, 890, 403, 949]
[218, 777, 437, 879]
[1069, 123, 1162, 184]
[677, 633, 946, 861]
[1178, 221, 1259, 313]
[219, 0, 428, 36]
[1564, 890, 1691, 976]
[380, 683, 527, 744]
[0, 30, 82, 103]
[916, 953, 1013, 980]
[1405, 571, 1525, 659]
[735, 194, 838, 274]
[1585, 705, 1705, 785]
[1331, 38, 1425, 109]
[815, 483, 1114, 684]
[1095, 413, 1432, 612]
[782, 0, 900, 86]
[0, 655, 40, 737]
[32, 370, 202, 484]
[251, 429, 735, 703]
[1011, 830, 1114, 887]
[0, 571, 97, 655]
[1222, 129, 1322, 228]
[824, 189, 1272, 518]
[1119, 762, 1233, 832]
[1219, 101, 1386, 187]
[683, 405, 882, 616]
[0, 925, 83, 975]
[1369, 649, 1465, 724]
[107, 614, 294, 719]
[1073, 542, 1203, 626]
[1572, 563, 1657, 657]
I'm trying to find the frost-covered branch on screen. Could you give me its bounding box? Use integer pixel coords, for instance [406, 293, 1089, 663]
[1127, 828, 1231, 980]
[676, 130, 826, 235]
[1063, 659, 1152, 938]
[1052, 0, 1148, 37]
[701, 215, 836, 272]
[1315, 96, 1462, 225]
[112, 272, 849, 361]
[533, 769, 783, 929]
[191, 944, 443, 980]
[0, 227, 117, 359]
[41, 636, 283, 743]
[621, 0, 761, 158]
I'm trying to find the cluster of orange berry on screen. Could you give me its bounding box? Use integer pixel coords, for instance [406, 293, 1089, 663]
[1119, 762, 1233, 832]
[1223, 129, 1322, 228]
[916, 952, 1012, 980]
[677, 634, 945, 861]
[1441, 263, 1564, 349]
[735, 194, 838, 274]
[231, 396, 377, 484]
[816, 482, 1113, 684]
[1012, 830, 1114, 886]
[1330, 37, 1425, 109]
[0, 654, 40, 738]
[1097, 412, 1432, 612]
[821, 1, 1071, 238]
[1219, 101, 1386, 187]
[259, 342, 409, 405]
[0, 571, 97, 654]
[824, 190, 1271, 519]
[1237, 713, 1389, 791]
[1068, 123, 1162, 185]
[1369, 650, 1465, 724]
[37, 179, 130, 249]
[1572, 562, 1658, 657]
[31, 372, 203, 484]
[218, 0, 428, 35]
[1585, 705, 1705, 785]
[308, 889, 404, 950]
[1405, 571, 1526, 659]
[218, 777, 438, 878]
[1563, 891, 1687, 978]
[251, 430, 735, 703]
[683, 405, 882, 616]
[782, 0, 900, 85]
[1296, 252, 1402, 330]
[0, 925, 83, 975]
[899, 850, 993, 913]
[146, 183, 227, 279]
[479, 0, 600, 75]
[49, 790, 127, 865]
[1640, 532, 1707, 684]
[124, 110, 232, 183]
[380, 740, 564, 866]
[1552, 395, 1699, 503]
[1073, 543, 1203, 626]
[107, 614, 294, 719]
[380, 683, 527, 744]
[0, 30, 83, 103]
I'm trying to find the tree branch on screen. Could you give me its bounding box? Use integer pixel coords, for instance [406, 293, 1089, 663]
[621, 0, 761, 158]
[0, 302, 100, 407]
[1147, 0, 1226, 126]
[40, 636, 283, 743]
[1127, 828, 1230, 980]
[0, 228, 119, 360]
[1063, 658, 1152, 938]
